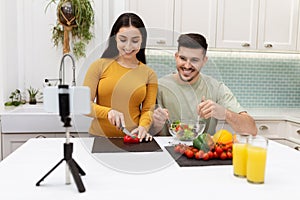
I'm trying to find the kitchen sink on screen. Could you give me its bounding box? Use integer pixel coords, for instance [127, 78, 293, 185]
[1, 104, 91, 133]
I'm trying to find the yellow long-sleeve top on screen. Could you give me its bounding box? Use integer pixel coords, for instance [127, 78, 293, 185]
[83, 58, 158, 137]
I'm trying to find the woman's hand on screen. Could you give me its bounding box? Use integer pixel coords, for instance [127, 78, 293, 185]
[132, 126, 153, 142]
[107, 109, 125, 128]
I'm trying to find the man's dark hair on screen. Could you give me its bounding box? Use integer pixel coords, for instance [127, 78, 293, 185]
[177, 33, 208, 55]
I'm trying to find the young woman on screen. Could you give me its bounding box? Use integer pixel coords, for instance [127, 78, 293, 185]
[83, 13, 157, 142]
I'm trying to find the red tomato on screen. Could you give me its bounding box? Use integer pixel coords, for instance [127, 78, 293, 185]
[191, 148, 199, 153]
[213, 151, 219, 158]
[174, 145, 181, 153]
[179, 147, 185, 154]
[226, 144, 233, 152]
[222, 145, 228, 152]
[175, 125, 181, 132]
[208, 151, 214, 159]
[185, 149, 194, 158]
[194, 151, 201, 159]
[195, 150, 204, 159]
[220, 152, 227, 160]
[203, 153, 210, 161]
[226, 151, 232, 159]
[215, 146, 223, 155]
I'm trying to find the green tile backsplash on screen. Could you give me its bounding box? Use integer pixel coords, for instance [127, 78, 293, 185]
[146, 49, 300, 108]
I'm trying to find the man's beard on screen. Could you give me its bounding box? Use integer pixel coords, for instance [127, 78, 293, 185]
[178, 70, 199, 83]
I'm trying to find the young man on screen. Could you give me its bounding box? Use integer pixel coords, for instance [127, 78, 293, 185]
[150, 33, 257, 136]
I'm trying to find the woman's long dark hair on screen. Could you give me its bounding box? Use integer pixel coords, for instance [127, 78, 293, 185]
[101, 13, 147, 64]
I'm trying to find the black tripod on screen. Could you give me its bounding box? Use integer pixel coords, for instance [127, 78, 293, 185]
[36, 85, 86, 193]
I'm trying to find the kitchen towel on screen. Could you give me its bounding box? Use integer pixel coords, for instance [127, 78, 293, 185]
[92, 136, 163, 153]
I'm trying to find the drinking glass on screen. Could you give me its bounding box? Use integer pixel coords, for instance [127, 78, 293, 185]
[232, 134, 249, 177]
[246, 135, 268, 184]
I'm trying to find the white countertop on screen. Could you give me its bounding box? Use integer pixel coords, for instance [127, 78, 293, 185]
[247, 108, 300, 123]
[1, 105, 299, 122]
[0, 137, 300, 199]
[0, 104, 91, 133]
[1, 105, 299, 133]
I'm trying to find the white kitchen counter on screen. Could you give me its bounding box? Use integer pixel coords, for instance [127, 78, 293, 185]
[0, 137, 300, 199]
[247, 108, 300, 123]
[0, 104, 91, 133]
[1, 105, 299, 123]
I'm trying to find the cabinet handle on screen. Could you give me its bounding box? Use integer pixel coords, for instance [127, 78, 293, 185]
[259, 125, 269, 131]
[264, 43, 273, 48]
[35, 135, 46, 138]
[156, 40, 166, 45]
[241, 43, 250, 47]
[294, 146, 300, 151]
[297, 129, 300, 135]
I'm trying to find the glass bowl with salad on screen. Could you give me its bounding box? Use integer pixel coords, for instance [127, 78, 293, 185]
[168, 119, 206, 141]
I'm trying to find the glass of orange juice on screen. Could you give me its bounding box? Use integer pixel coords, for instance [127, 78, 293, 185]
[232, 134, 249, 177]
[246, 136, 268, 184]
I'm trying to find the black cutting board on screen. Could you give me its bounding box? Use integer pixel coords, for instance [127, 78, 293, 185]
[92, 136, 163, 153]
[165, 146, 232, 167]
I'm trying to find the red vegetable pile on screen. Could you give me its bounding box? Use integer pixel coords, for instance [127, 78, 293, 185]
[173, 142, 232, 161]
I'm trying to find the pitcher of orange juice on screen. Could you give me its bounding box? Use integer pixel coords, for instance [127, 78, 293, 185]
[232, 134, 249, 177]
[246, 136, 268, 184]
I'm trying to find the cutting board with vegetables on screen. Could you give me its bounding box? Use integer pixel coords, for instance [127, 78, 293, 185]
[165, 146, 232, 167]
[165, 131, 234, 167]
[92, 136, 163, 153]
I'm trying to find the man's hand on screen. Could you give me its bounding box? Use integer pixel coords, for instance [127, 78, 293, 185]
[152, 107, 169, 127]
[197, 99, 226, 120]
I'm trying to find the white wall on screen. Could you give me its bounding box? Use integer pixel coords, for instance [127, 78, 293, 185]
[1, 0, 114, 105]
[0, 0, 5, 106]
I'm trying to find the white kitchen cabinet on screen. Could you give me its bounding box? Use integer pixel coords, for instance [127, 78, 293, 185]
[286, 122, 300, 143]
[255, 120, 286, 138]
[127, 0, 174, 46]
[257, 0, 299, 51]
[2, 133, 56, 159]
[127, 0, 300, 51]
[216, 0, 299, 51]
[1, 132, 88, 159]
[0, 126, 2, 161]
[216, 0, 259, 50]
[127, 0, 217, 47]
[174, 0, 217, 48]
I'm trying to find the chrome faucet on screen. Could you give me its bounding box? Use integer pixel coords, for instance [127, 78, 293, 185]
[59, 53, 76, 86]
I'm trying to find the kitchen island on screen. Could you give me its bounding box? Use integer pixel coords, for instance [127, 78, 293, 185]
[0, 137, 300, 199]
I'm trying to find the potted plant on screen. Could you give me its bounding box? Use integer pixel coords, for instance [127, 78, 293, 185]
[4, 89, 26, 107]
[46, 0, 95, 59]
[27, 86, 42, 105]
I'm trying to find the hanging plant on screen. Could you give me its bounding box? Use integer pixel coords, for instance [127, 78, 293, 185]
[46, 0, 95, 59]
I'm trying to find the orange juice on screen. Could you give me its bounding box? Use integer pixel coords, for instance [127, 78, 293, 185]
[233, 143, 248, 177]
[246, 145, 267, 184]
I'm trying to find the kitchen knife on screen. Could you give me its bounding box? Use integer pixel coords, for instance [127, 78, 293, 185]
[120, 126, 135, 138]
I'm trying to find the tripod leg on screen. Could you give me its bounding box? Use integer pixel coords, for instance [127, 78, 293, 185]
[67, 159, 86, 193]
[36, 159, 65, 186]
[72, 159, 86, 176]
